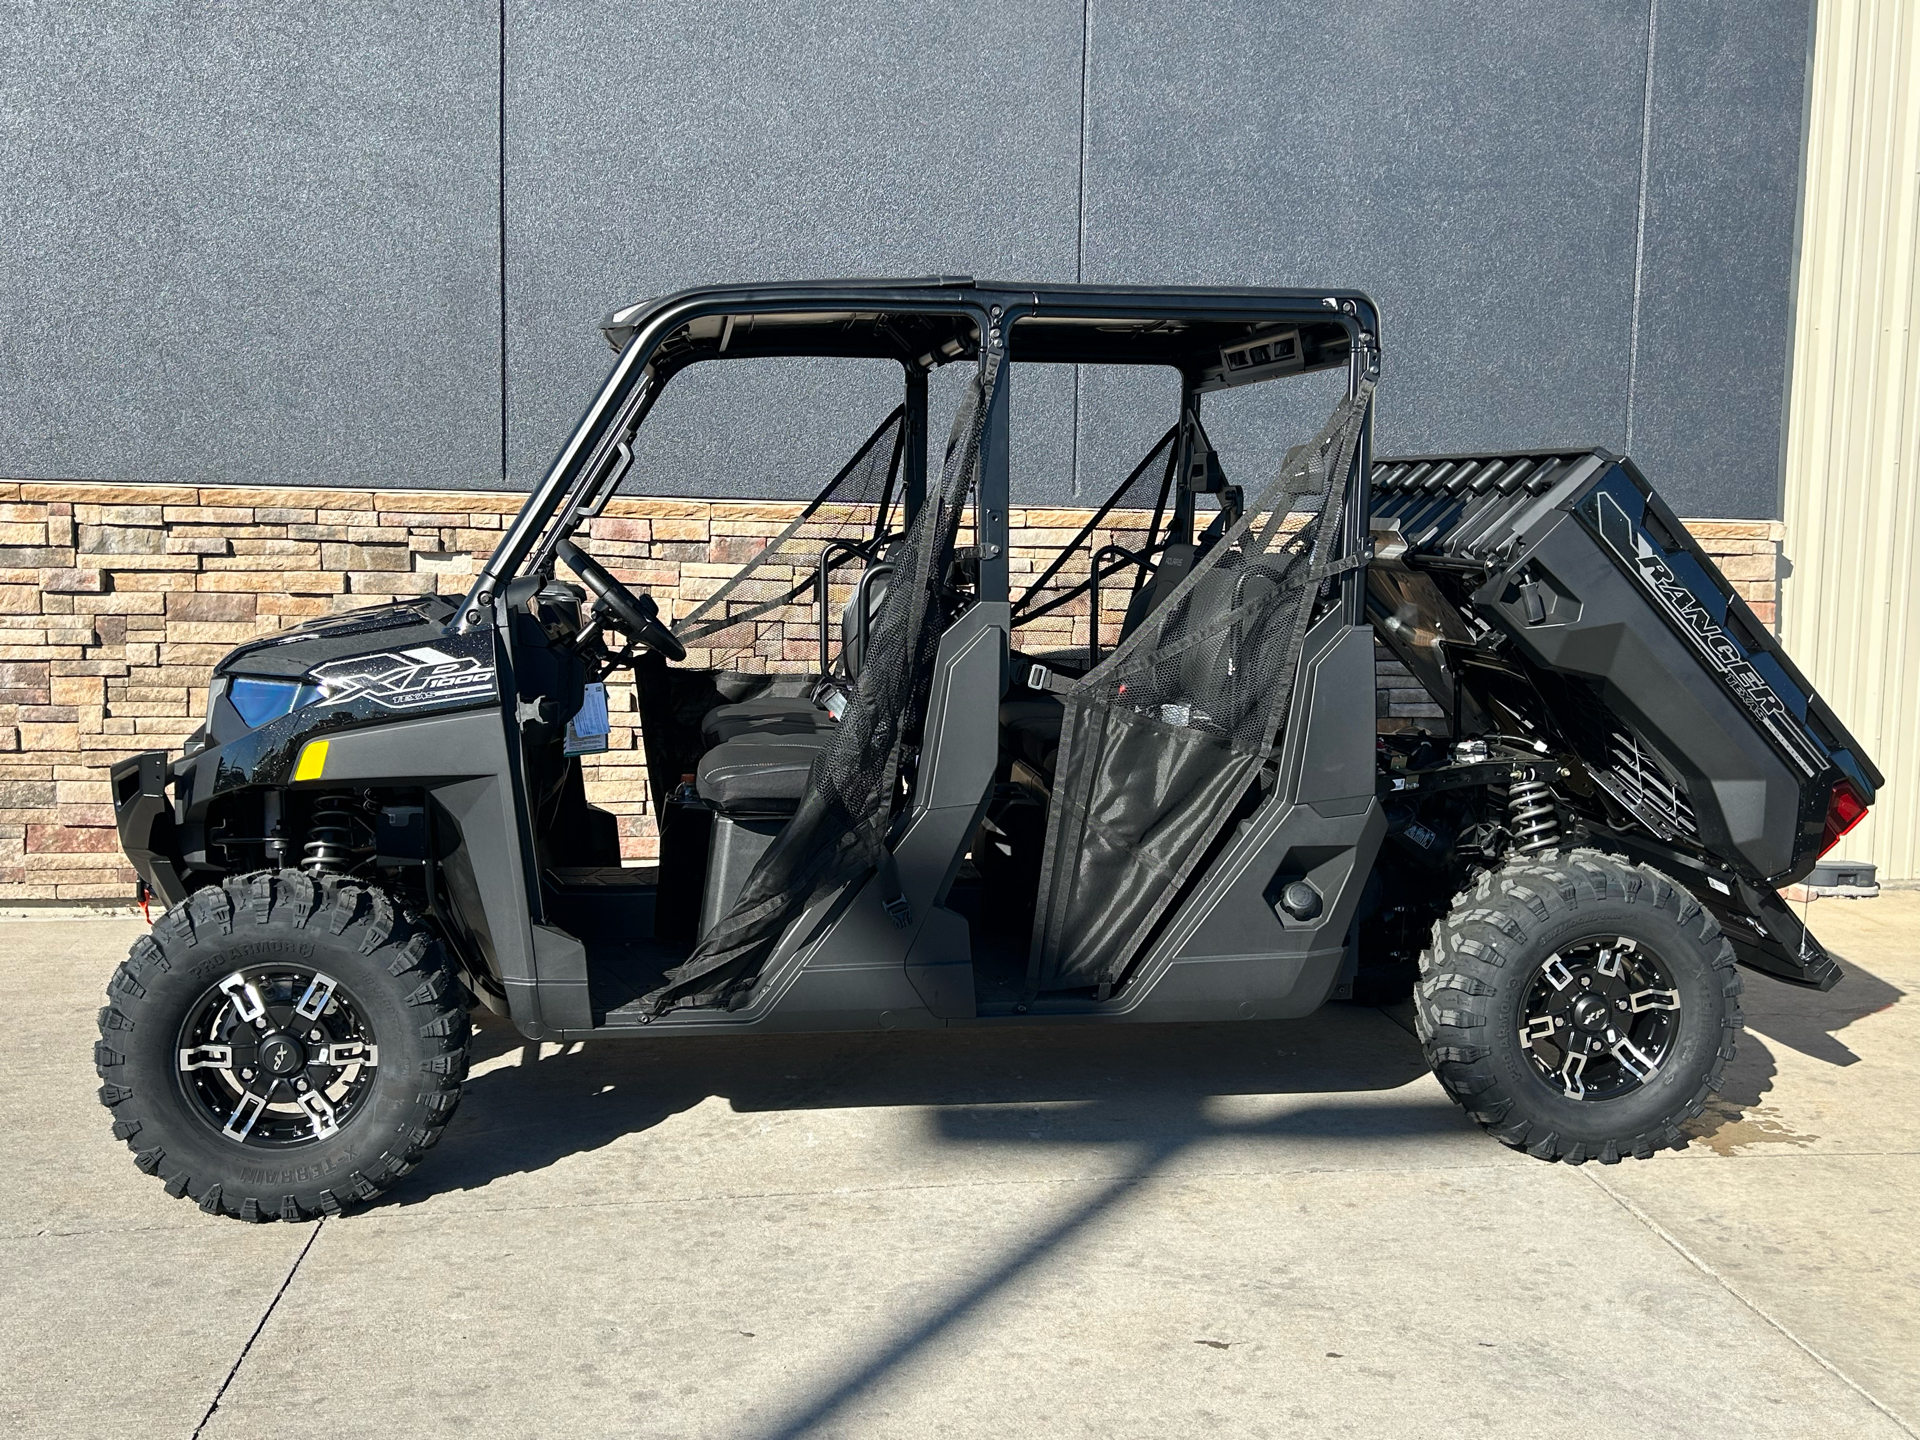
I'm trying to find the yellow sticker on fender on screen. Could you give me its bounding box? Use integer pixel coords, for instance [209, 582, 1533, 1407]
[293, 738, 329, 781]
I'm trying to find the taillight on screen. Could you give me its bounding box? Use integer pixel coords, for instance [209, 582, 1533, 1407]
[1818, 779, 1869, 858]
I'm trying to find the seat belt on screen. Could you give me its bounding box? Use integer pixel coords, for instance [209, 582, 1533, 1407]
[1025, 664, 1077, 696]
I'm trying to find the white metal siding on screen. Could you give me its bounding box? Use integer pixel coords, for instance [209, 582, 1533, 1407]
[1782, 0, 1920, 878]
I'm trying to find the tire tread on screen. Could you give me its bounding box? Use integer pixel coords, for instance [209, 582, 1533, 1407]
[1414, 848, 1742, 1165]
[94, 870, 470, 1221]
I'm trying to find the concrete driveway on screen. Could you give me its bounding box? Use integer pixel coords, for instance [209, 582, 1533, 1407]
[3, 895, 1915, 1439]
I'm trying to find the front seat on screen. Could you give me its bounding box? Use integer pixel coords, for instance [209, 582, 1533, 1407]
[692, 564, 893, 814]
[701, 695, 835, 745]
[695, 561, 891, 752]
[696, 731, 832, 815]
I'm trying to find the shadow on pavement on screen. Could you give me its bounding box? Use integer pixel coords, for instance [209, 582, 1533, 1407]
[723, 952, 1910, 1438]
[741, 1124, 1208, 1440]
[63, 913, 1899, 1178]
[397, 950, 1908, 1202]
[389, 1003, 1442, 1207]
[374, 958, 1913, 1438]
[385, 1004, 1453, 1437]
[1740, 946, 1905, 1066]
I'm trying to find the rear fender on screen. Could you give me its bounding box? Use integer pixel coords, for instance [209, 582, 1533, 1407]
[1590, 830, 1841, 991]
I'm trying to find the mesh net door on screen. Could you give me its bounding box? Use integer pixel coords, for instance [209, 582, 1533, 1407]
[1027, 383, 1374, 994]
[642, 367, 997, 1013]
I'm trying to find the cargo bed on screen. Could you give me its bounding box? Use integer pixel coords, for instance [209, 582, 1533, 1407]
[1367, 448, 1881, 989]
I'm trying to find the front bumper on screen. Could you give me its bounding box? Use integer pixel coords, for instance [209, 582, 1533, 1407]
[110, 751, 189, 908]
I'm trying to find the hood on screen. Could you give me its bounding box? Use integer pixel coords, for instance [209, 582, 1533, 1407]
[214, 597, 460, 680]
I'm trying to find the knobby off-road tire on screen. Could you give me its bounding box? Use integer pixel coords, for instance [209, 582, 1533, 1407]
[94, 870, 471, 1221]
[1414, 850, 1742, 1164]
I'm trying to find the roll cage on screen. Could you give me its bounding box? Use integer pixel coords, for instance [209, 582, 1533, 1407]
[450, 278, 1382, 641]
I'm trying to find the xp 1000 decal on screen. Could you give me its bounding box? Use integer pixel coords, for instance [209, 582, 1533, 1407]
[1578, 489, 1824, 778]
[309, 641, 498, 713]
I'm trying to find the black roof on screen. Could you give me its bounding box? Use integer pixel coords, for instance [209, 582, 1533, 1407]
[599, 277, 1377, 383]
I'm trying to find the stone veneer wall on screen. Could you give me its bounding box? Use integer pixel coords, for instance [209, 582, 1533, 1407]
[0, 480, 1784, 902]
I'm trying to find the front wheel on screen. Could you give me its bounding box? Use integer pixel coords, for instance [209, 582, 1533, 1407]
[94, 871, 471, 1220]
[1415, 851, 1742, 1164]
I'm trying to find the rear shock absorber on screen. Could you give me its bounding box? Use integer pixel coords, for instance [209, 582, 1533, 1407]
[301, 791, 359, 874]
[1508, 774, 1561, 855]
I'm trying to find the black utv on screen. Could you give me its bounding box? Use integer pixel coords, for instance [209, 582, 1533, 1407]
[99, 278, 1881, 1221]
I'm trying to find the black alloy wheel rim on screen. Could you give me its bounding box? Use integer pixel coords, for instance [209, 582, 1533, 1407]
[174, 966, 380, 1147]
[1518, 936, 1681, 1102]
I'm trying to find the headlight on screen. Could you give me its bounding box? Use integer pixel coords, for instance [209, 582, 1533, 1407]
[226, 676, 323, 728]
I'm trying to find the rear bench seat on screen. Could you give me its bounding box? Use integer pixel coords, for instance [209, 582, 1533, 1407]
[995, 650, 1091, 782]
[992, 547, 1253, 784]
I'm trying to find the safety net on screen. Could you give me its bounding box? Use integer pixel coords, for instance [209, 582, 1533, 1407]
[671, 406, 906, 671]
[1027, 381, 1374, 994]
[1010, 424, 1180, 667]
[642, 366, 996, 1012]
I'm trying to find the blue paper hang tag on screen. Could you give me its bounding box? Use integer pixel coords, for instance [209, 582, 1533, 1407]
[564, 682, 611, 756]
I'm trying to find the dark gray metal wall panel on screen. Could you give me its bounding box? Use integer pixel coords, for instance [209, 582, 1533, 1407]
[1011, 363, 1162, 507]
[623, 348, 1059, 508]
[1080, 1, 1654, 496]
[504, 0, 1085, 498]
[624, 356, 907, 502]
[1628, 0, 1812, 520]
[0, 4, 501, 489]
[0, 0, 1809, 519]
[1007, 363, 1082, 506]
[1057, 363, 1353, 513]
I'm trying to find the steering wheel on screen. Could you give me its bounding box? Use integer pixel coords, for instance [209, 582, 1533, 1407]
[555, 540, 686, 661]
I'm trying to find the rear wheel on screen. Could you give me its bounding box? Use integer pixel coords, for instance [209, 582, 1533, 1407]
[94, 871, 470, 1220]
[1414, 850, 1741, 1163]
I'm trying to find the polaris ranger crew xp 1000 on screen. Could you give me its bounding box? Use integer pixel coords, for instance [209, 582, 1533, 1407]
[99, 279, 1881, 1221]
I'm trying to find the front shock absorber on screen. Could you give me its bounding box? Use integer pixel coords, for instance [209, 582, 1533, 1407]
[301, 791, 359, 874]
[1508, 773, 1561, 855]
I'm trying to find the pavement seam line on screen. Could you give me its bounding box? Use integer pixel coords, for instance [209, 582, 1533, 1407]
[190, 1218, 326, 1440]
[1582, 1169, 1917, 1438]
